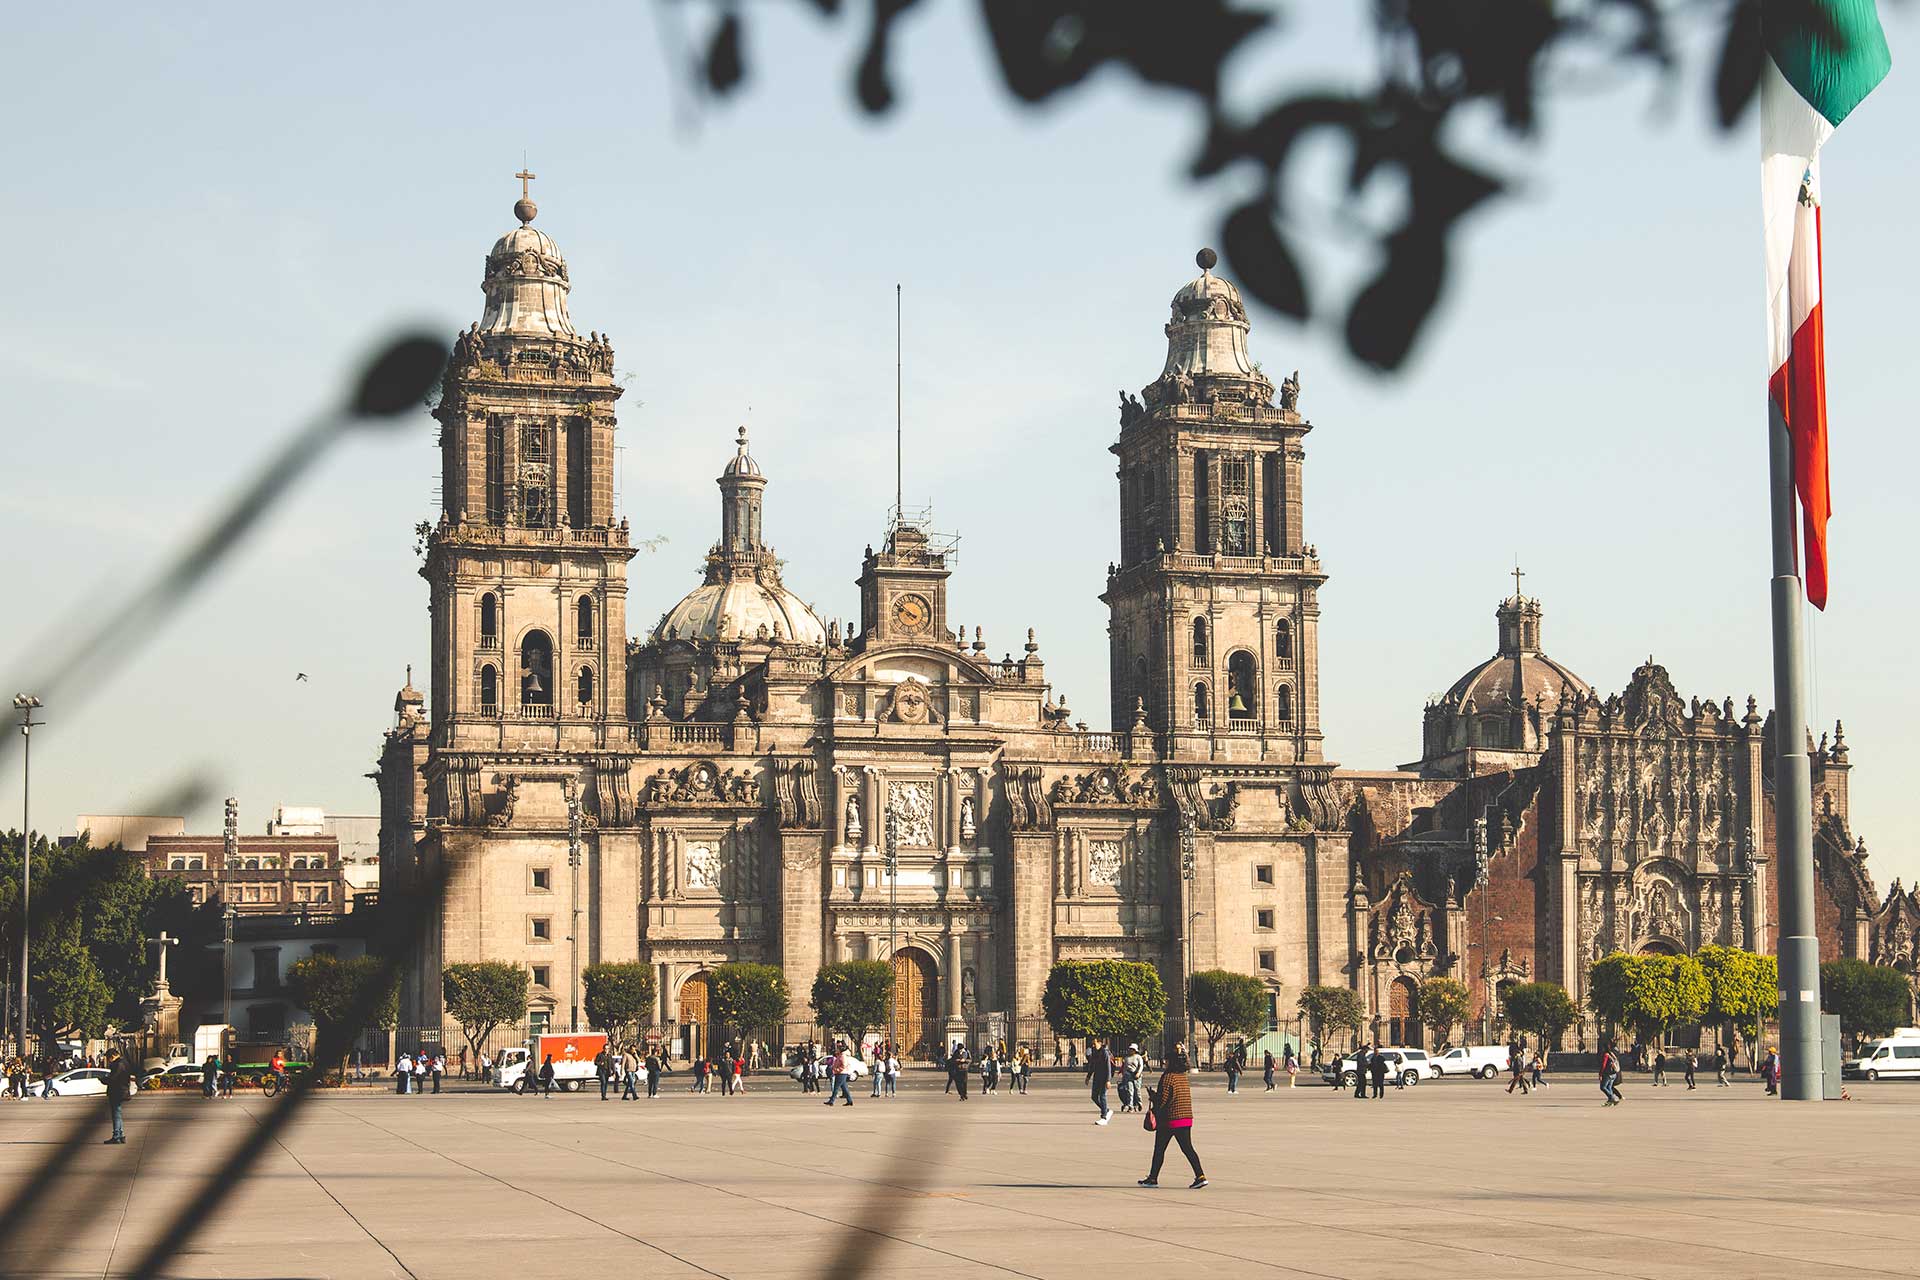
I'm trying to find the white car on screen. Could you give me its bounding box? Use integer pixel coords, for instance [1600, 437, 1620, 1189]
[44, 1068, 137, 1098]
[1324, 1048, 1439, 1088]
[142, 1062, 208, 1086]
[1432, 1045, 1510, 1080]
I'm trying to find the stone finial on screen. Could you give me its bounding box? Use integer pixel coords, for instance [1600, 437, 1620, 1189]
[1196, 247, 1218, 271]
[1025, 627, 1038, 655]
[1832, 719, 1849, 759]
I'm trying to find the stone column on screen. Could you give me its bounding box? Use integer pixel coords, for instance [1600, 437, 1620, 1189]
[943, 930, 966, 1037]
[832, 767, 851, 852]
[863, 767, 882, 853]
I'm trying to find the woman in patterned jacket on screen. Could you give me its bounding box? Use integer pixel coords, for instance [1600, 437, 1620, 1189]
[1138, 1049, 1207, 1189]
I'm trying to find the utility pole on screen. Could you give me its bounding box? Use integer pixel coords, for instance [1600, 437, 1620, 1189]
[12, 694, 41, 1062]
[222, 907, 236, 1034]
[565, 777, 583, 1034]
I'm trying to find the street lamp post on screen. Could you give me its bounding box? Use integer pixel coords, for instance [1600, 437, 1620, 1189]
[222, 906, 236, 1034]
[12, 694, 42, 1062]
[1179, 817, 1196, 1064]
[564, 778, 583, 1034]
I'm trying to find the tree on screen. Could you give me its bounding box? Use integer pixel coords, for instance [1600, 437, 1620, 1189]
[286, 954, 400, 1069]
[1587, 952, 1707, 1046]
[1042, 960, 1168, 1045]
[709, 963, 790, 1050]
[1500, 981, 1578, 1048]
[28, 925, 112, 1043]
[581, 962, 656, 1042]
[443, 962, 530, 1059]
[1698, 945, 1778, 1065]
[1187, 970, 1268, 1066]
[1821, 958, 1911, 1043]
[1416, 977, 1471, 1048]
[811, 960, 894, 1047]
[1297, 985, 1364, 1052]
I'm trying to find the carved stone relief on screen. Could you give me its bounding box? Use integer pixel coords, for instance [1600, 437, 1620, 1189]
[1088, 840, 1123, 887]
[888, 781, 936, 848]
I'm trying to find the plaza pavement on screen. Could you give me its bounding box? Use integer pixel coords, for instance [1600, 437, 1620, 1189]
[3, 1070, 1917, 1280]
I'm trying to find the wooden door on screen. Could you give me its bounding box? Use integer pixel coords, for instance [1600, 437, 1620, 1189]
[890, 950, 937, 1059]
[678, 972, 710, 1060]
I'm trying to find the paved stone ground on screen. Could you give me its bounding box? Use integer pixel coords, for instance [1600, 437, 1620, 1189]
[3, 1072, 1917, 1279]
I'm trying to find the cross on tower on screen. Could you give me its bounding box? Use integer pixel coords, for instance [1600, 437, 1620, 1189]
[515, 167, 536, 199]
[1511, 563, 1526, 599]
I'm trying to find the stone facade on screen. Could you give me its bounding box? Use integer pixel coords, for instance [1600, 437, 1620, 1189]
[379, 194, 1908, 1056]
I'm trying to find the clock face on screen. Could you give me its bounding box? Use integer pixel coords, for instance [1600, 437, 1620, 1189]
[891, 593, 931, 634]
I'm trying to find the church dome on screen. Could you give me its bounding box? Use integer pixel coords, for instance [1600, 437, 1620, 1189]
[1442, 593, 1590, 711]
[720, 425, 762, 479]
[1160, 247, 1259, 382]
[479, 195, 577, 339]
[659, 579, 826, 647]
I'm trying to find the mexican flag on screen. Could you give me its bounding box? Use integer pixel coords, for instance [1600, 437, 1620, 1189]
[1762, 0, 1890, 609]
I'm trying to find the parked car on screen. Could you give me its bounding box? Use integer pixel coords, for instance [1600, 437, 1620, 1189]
[1432, 1045, 1510, 1079]
[1323, 1048, 1438, 1088]
[43, 1068, 138, 1098]
[141, 1062, 208, 1086]
[1842, 1028, 1920, 1081]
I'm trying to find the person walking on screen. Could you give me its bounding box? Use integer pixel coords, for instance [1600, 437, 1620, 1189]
[1137, 1049, 1206, 1189]
[1506, 1042, 1530, 1095]
[431, 1052, 445, 1094]
[983, 1047, 1001, 1096]
[1285, 1045, 1299, 1088]
[824, 1044, 854, 1107]
[1263, 1049, 1276, 1092]
[1369, 1047, 1388, 1099]
[201, 1054, 218, 1101]
[396, 1051, 413, 1095]
[884, 1047, 899, 1097]
[950, 1042, 971, 1100]
[538, 1054, 556, 1098]
[1224, 1048, 1241, 1095]
[1652, 1050, 1668, 1086]
[1530, 1046, 1549, 1090]
[621, 1045, 641, 1100]
[1762, 1047, 1780, 1095]
[103, 1049, 132, 1145]
[1124, 1044, 1146, 1112]
[1086, 1037, 1112, 1124]
[1352, 1045, 1370, 1100]
[597, 1048, 614, 1101]
[413, 1053, 429, 1096]
[644, 1047, 662, 1098]
[870, 1044, 886, 1097]
[1599, 1044, 1624, 1106]
[1016, 1043, 1032, 1095]
[1683, 1050, 1698, 1091]
[1713, 1045, 1730, 1087]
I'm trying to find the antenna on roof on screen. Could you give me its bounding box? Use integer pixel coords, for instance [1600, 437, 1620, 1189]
[895, 283, 903, 527]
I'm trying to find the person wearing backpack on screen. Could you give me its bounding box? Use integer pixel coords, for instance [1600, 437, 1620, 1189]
[1599, 1044, 1624, 1106]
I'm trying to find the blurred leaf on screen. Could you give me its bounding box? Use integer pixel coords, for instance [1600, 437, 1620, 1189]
[1221, 200, 1307, 319]
[980, 0, 1269, 104]
[1715, 0, 1764, 127]
[707, 11, 745, 95]
[856, 0, 923, 113]
[352, 335, 448, 419]
[1346, 230, 1446, 371]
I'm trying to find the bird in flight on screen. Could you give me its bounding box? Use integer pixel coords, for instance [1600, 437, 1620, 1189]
[295, 673, 309, 682]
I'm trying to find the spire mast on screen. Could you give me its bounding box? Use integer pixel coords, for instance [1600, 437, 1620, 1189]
[895, 283, 903, 527]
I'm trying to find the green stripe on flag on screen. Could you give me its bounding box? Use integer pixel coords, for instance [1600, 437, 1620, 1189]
[1764, 0, 1893, 126]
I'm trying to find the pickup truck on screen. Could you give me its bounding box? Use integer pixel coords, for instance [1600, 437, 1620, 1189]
[1431, 1045, 1510, 1079]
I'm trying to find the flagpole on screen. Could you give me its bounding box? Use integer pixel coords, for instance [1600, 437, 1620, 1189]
[1766, 393, 1821, 1101]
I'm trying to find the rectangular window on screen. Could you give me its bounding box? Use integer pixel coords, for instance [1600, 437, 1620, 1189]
[1220, 453, 1250, 554]
[567, 417, 589, 527]
[1254, 864, 1274, 885]
[1262, 451, 1282, 554]
[530, 867, 551, 892]
[252, 947, 282, 991]
[531, 966, 551, 989]
[529, 917, 551, 942]
[529, 1009, 551, 1036]
[1193, 450, 1211, 552]
[486, 416, 506, 523]
[1258, 950, 1276, 973]
[1256, 908, 1275, 930]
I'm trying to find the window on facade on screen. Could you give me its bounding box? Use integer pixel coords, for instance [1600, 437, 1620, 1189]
[253, 947, 282, 991]
[1276, 684, 1293, 726]
[1190, 617, 1209, 666]
[190, 857, 203, 871]
[1275, 618, 1293, 664]
[520, 631, 553, 707]
[1258, 950, 1276, 973]
[531, 966, 551, 989]
[1255, 864, 1274, 885]
[171, 858, 185, 871]
[522, 483, 550, 528]
[577, 666, 595, 707]
[531, 867, 551, 892]
[1262, 452, 1282, 554]
[530, 917, 551, 942]
[1193, 450, 1211, 552]
[567, 417, 589, 528]
[1220, 453, 1250, 554]
[1192, 682, 1211, 726]
[486, 416, 506, 524]
[480, 593, 499, 646]
[480, 665, 499, 712]
[521, 424, 548, 462]
[1256, 908, 1275, 930]
[529, 1009, 551, 1036]
[1227, 651, 1258, 721]
[576, 596, 594, 646]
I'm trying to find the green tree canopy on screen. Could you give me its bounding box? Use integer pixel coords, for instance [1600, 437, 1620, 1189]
[810, 960, 894, 1047]
[1697, 945, 1778, 1057]
[29, 924, 112, 1042]
[1587, 952, 1707, 1044]
[1042, 960, 1168, 1044]
[1821, 958, 1911, 1041]
[1501, 981, 1578, 1047]
[1187, 970, 1268, 1065]
[581, 962, 656, 1042]
[709, 963, 790, 1049]
[1416, 977, 1471, 1047]
[286, 954, 399, 1068]
[1297, 985, 1365, 1048]
[443, 961, 530, 1057]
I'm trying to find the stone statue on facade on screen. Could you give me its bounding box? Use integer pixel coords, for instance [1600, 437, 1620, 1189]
[1279, 369, 1301, 411]
[845, 794, 863, 845]
[959, 795, 976, 844]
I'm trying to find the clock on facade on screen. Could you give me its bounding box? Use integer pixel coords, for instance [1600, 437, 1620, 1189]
[891, 592, 932, 635]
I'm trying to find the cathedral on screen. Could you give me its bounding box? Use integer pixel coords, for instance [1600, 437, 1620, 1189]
[377, 188, 1916, 1057]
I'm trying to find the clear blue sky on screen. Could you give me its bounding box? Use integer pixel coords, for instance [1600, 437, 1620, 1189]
[2, 5, 1913, 888]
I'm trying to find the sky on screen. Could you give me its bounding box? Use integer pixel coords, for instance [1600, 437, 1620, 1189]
[2, 4, 1914, 888]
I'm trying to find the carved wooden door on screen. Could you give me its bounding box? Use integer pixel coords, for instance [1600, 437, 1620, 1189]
[678, 972, 710, 1061]
[891, 950, 937, 1059]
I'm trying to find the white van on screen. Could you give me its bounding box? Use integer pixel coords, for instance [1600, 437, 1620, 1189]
[1432, 1045, 1510, 1079]
[1843, 1028, 1920, 1081]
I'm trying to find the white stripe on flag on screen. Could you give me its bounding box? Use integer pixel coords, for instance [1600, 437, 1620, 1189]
[1762, 56, 1832, 375]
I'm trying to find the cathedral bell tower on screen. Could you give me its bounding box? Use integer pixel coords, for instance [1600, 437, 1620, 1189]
[421, 176, 636, 750]
[1101, 249, 1326, 764]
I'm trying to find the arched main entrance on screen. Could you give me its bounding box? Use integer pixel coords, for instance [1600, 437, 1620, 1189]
[677, 971, 711, 1062]
[890, 949, 939, 1060]
[1388, 976, 1420, 1048]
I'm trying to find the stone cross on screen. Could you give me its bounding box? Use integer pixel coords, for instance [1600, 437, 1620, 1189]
[1511, 563, 1526, 598]
[516, 167, 536, 199]
[149, 932, 178, 991]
